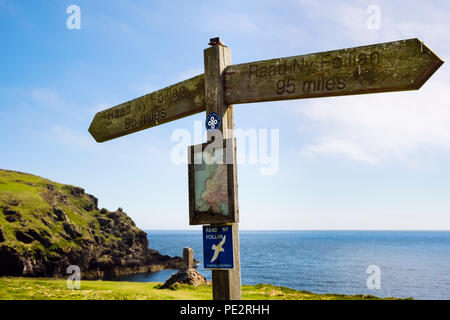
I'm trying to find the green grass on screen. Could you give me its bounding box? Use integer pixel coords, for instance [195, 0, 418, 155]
[0, 169, 134, 255]
[0, 277, 403, 300]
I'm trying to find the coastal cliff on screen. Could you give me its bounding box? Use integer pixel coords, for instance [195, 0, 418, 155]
[0, 169, 183, 279]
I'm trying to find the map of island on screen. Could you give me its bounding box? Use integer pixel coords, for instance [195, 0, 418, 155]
[193, 148, 229, 216]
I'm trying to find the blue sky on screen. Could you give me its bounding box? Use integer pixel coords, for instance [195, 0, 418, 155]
[1, 0, 449, 230]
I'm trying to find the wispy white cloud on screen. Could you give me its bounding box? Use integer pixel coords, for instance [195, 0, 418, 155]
[294, 0, 450, 52]
[30, 88, 62, 110]
[265, 0, 450, 166]
[301, 138, 378, 165]
[49, 125, 165, 162]
[51, 125, 96, 149]
[292, 78, 450, 165]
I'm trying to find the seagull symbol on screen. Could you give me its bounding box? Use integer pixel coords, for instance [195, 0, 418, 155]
[210, 235, 226, 263]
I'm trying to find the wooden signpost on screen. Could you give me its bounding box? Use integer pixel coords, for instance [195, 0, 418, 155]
[89, 37, 443, 300]
[203, 41, 241, 300]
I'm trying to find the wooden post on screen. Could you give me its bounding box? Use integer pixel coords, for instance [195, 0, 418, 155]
[204, 38, 241, 300]
[183, 247, 194, 270]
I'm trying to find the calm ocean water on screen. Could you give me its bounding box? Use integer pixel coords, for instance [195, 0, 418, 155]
[114, 230, 450, 300]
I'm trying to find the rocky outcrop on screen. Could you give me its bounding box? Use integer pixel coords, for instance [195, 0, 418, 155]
[0, 169, 185, 279]
[161, 268, 208, 288]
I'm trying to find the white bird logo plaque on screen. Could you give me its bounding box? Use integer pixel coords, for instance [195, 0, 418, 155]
[203, 225, 234, 269]
[210, 235, 226, 263]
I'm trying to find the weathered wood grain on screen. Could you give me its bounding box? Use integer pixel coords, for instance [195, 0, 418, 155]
[204, 43, 241, 301]
[204, 44, 235, 140]
[88, 74, 205, 142]
[224, 38, 443, 104]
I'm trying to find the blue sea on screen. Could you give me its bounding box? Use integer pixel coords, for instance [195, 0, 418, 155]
[114, 230, 450, 300]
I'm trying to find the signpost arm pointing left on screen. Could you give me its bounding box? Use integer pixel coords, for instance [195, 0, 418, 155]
[88, 74, 205, 143]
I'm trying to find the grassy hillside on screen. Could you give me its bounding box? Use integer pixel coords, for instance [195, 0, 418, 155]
[0, 169, 183, 278]
[0, 169, 106, 253]
[0, 277, 399, 300]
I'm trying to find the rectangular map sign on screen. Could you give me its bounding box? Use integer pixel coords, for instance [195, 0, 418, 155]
[223, 38, 443, 104]
[188, 138, 238, 225]
[203, 225, 234, 269]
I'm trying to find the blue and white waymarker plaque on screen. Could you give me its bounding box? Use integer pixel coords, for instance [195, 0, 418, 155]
[203, 225, 234, 269]
[205, 112, 221, 131]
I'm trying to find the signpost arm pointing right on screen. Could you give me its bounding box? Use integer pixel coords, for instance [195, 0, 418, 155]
[223, 38, 443, 105]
